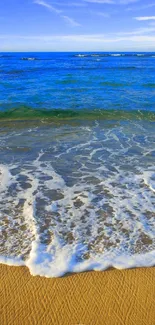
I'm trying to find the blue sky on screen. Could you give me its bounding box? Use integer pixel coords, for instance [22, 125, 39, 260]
[0, 0, 155, 51]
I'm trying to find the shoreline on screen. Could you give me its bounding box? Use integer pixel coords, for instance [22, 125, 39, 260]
[1, 264, 154, 325]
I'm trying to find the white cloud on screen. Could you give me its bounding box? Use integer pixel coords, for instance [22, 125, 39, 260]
[126, 3, 155, 11]
[1, 31, 155, 43]
[34, 0, 62, 13]
[53, 2, 87, 7]
[62, 15, 81, 26]
[1, 32, 155, 52]
[1, 17, 155, 50]
[116, 26, 155, 35]
[135, 16, 155, 21]
[34, 0, 81, 27]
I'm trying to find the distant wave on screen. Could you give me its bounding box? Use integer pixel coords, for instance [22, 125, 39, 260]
[21, 57, 37, 61]
[1, 53, 155, 61]
[110, 54, 124, 57]
[74, 54, 88, 57]
[73, 53, 155, 58]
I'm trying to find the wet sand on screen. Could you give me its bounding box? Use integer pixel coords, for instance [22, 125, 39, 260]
[0, 264, 154, 325]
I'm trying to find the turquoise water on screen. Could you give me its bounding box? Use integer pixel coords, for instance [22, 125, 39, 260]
[0, 52, 155, 277]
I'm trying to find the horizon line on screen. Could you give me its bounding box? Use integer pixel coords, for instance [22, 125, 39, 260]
[1, 50, 155, 53]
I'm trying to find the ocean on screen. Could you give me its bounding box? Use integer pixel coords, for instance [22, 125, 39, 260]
[0, 52, 155, 277]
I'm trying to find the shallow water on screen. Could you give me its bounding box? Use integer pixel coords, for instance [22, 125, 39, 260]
[0, 52, 155, 277]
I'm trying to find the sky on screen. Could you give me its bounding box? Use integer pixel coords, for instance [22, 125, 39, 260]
[0, 0, 155, 51]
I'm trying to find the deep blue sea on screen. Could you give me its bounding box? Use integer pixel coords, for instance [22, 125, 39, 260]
[0, 52, 155, 114]
[0, 52, 155, 277]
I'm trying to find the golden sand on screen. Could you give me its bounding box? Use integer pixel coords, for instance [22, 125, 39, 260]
[0, 265, 155, 325]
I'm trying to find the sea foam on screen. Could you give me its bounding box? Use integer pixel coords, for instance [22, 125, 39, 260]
[0, 120, 155, 277]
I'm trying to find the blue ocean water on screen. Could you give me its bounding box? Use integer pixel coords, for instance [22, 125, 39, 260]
[0, 52, 155, 277]
[0, 52, 155, 113]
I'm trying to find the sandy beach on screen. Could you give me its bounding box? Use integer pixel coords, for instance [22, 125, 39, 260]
[0, 265, 154, 325]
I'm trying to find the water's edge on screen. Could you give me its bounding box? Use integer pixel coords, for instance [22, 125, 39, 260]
[0, 250, 155, 278]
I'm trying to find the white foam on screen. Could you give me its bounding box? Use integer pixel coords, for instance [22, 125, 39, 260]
[21, 57, 36, 61]
[0, 122, 155, 277]
[18, 160, 155, 276]
[143, 170, 155, 193]
[0, 255, 25, 267]
[75, 54, 87, 57]
[26, 244, 155, 278]
[0, 165, 12, 193]
[111, 54, 122, 57]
